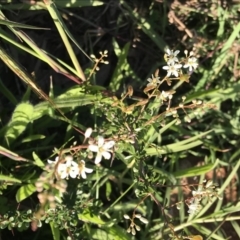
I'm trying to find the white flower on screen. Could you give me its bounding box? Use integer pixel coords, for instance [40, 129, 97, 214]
[165, 49, 180, 64]
[84, 128, 92, 138]
[161, 91, 173, 101]
[192, 186, 204, 199]
[146, 75, 161, 87]
[78, 160, 93, 179]
[162, 63, 182, 77]
[57, 156, 79, 179]
[88, 136, 115, 164]
[187, 198, 201, 215]
[183, 57, 198, 72]
[47, 156, 59, 165]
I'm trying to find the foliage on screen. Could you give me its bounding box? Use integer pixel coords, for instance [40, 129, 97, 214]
[0, 0, 240, 239]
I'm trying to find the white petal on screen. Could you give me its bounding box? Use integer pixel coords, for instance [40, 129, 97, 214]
[47, 159, 55, 164]
[104, 141, 115, 149]
[70, 170, 78, 178]
[88, 144, 99, 152]
[81, 171, 87, 179]
[65, 155, 73, 162]
[166, 71, 171, 77]
[102, 151, 111, 160]
[95, 153, 102, 164]
[173, 70, 179, 77]
[85, 167, 93, 173]
[84, 128, 92, 138]
[162, 66, 169, 70]
[65, 158, 72, 167]
[174, 50, 180, 56]
[175, 64, 182, 69]
[98, 136, 105, 147]
[60, 172, 68, 179]
[57, 163, 67, 171]
[166, 49, 171, 55]
[71, 160, 78, 167]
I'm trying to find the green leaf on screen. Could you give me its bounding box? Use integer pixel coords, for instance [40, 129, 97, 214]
[173, 159, 219, 178]
[145, 130, 213, 155]
[105, 181, 112, 200]
[0, 0, 104, 10]
[5, 102, 34, 143]
[91, 226, 131, 240]
[0, 18, 49, 30]
[16, 184, 36, 203]
[32, 152, 45, 168]
[21, 134, 46, 143]
[0, 174, 21, 183]
[50, 222, 60, 240]
[78, 209, 106, 225]
[0, 79, 18, 105]
[110, 39, 141, 91]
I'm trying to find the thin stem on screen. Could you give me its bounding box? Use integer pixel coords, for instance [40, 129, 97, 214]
[102, 182, 136, 214]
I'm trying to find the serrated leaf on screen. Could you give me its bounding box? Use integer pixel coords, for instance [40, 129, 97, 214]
[16, 184, 36, 202]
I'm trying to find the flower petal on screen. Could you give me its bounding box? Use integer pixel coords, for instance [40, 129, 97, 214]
[70, 170, 78, 178]
[162, 66, 169, 70]
[65, 159, 72, 167]
[81, 171, 87, 179]
[95, 153, 102, 164]
[65, 155, 73, 161]
[85, 167, 93, 173]
[57, 163, 66, 171]
[98, 136, 105, 147]
[104, 141, 115, 149]
[88, 144, 99, 152]
[102, 151, 111, 160]
[47, 159, 55, 164]
[84, 128, 92, 138]
[166, 49, 171, 55]
[71, 160, 78, 167]
[60, 172, 68, 179]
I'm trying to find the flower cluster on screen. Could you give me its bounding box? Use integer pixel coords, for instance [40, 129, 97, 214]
[187, 197, 202, 215]
[162, 49, 198, 77]
[186, 180, 222, 216]
[47, 128, 115, 180]
[48, 156, 93, 180]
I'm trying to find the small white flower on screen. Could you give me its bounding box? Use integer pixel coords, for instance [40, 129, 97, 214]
[192, 186, 204, 198]
[84, 128, 92, 138]
[161, 91, 173, 101]
[188, 198, 201, 215]
[57, 156, 79, 179]
[47, 156, 59, 165]
[165, 49, 180, 64]
[183, 57, 198, 72]
[146, 75, 161, 87]
[162, 63, 182, 77]
[78, 160, 93, 179]
[88, 136, 115, 164]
